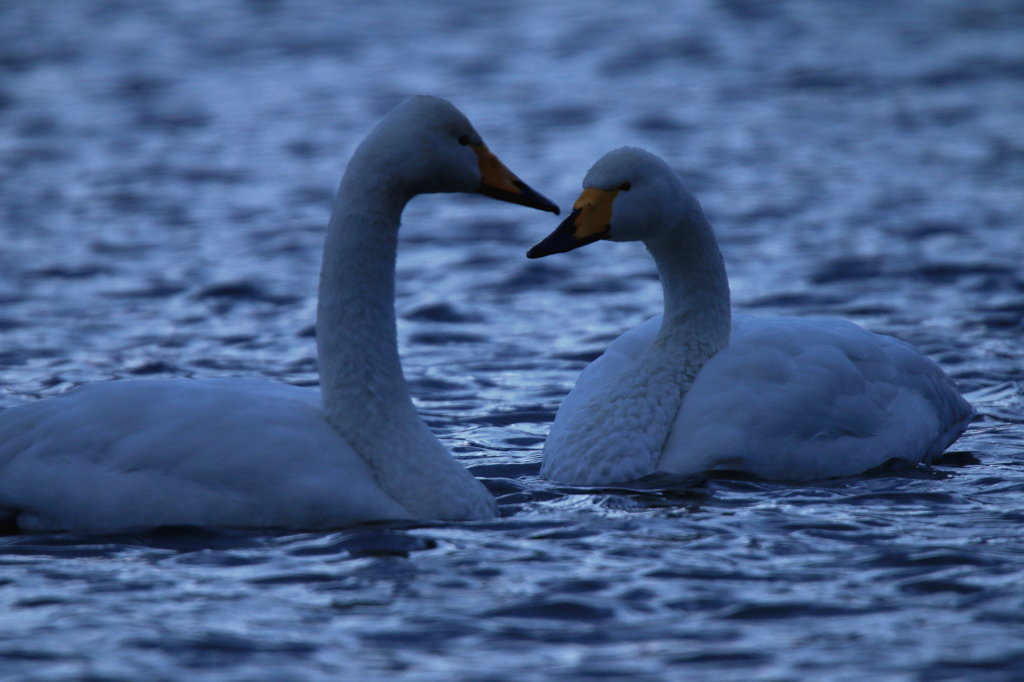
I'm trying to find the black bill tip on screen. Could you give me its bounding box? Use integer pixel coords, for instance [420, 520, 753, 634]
[480, 180, 560, 215]
[527, 209, 605, 258]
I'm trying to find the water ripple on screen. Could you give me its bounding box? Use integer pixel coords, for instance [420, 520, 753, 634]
[1, 0, 1023, 680]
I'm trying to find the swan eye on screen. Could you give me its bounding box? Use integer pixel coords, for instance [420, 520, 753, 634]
[620, 182, 632, 191]
[458, 135, 470, 146]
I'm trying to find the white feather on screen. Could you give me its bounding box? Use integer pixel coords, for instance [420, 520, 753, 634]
[0, 380, 405, 531]
[0, 96, 555, 532]
[539, 148, 972, 484]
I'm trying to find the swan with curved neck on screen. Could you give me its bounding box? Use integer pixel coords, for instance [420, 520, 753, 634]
[0, 96, 558, 532]
[529, 147, 972, 484]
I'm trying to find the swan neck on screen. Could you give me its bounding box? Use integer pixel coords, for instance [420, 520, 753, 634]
[541, 208, 733, 485]
[646, 210, 731, 362]
[317, 172, 416, 438]
[313, 156, 495, 521]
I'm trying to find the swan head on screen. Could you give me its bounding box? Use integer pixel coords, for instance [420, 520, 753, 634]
[356, 96, 558, 214]
[527, 147, 694, 257]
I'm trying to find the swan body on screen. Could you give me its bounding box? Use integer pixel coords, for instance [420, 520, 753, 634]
[0, 380, 406, 531]
[0, 96, 558, 532]
[529, 147, 972, 485]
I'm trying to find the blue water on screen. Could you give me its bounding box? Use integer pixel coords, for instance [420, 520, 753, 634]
[1, 1, 1023, 679]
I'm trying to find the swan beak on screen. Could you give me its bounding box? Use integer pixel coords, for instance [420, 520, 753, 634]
[526, 187, 616, 258]
[474, 145, 560, 214]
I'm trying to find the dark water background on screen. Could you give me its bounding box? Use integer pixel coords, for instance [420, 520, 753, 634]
[1, 1, 1023, 679]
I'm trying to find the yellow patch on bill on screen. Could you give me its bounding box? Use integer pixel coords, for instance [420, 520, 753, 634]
[570, 187, 619, 238]
[474, 145, 521, 195]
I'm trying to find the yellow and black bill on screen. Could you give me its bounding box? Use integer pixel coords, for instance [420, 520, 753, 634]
[473, 145, 559, 214]
[526, 187, 617, 258]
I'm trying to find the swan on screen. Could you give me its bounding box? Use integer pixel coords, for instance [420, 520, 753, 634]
[528, 147, 972, 485]
[0, 95, 559, 532]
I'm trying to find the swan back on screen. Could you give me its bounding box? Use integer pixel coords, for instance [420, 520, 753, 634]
[665, 315, 974, 480]
[0, 380, 409, 531]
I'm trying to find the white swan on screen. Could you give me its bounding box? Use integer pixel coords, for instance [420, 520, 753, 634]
[0, 95, 559, 532]
[528, 147, 972, 484]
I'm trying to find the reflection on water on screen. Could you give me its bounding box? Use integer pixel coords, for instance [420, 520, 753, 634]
[1, 0, 1023, 679]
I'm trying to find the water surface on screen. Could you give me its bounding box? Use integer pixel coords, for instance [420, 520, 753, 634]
[1, 1, 1023, 679]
